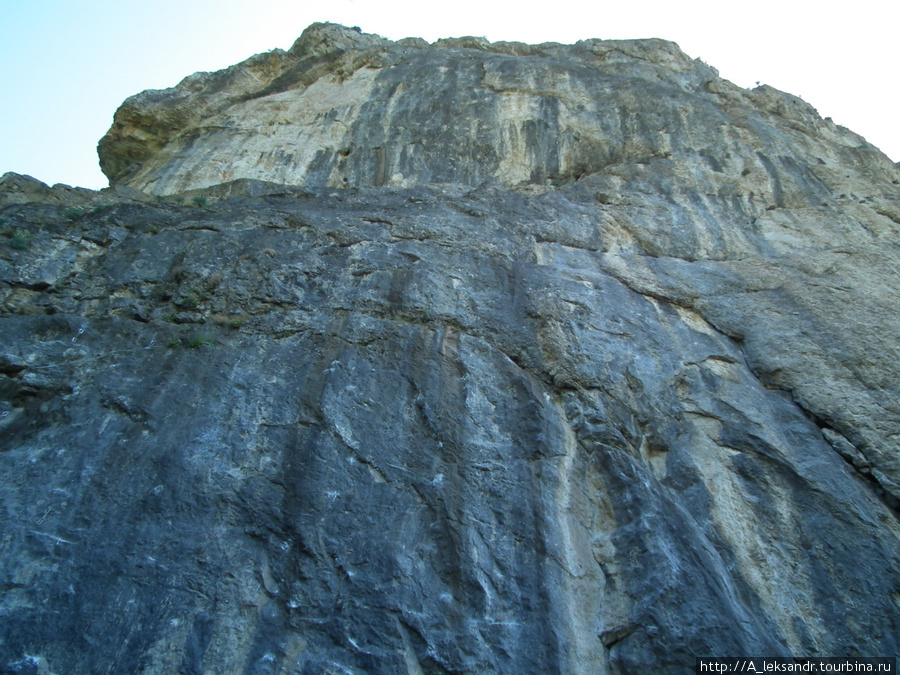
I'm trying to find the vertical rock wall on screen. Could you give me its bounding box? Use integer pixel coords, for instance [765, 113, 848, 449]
[1, 20, 899, 674]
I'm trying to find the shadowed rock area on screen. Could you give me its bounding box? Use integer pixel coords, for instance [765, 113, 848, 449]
[2, 22, 900, 673]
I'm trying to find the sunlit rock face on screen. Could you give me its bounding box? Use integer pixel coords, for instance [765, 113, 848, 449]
[1, 22, 900, 674]
[100, 23, 889, 198]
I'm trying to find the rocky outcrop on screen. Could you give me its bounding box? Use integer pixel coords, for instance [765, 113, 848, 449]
[3, 22, 900, 674]
[99, 23, 893, 198]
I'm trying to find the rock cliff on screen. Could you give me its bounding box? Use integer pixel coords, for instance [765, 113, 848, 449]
[2, 22, 900, 673]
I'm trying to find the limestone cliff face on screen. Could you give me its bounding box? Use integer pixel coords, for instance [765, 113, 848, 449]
[2, 22, 900, 674]
[99, 23, 892, 197]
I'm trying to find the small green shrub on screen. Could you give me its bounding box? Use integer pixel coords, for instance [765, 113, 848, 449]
[549, 170, 577, 188]
[186, 333, 213, 348]
[167, 333, 213, 349]
[64, 207, 85, 220]
[8, 230, 30, 250]
[90, 203, 111, 214]
[192, 196, 208, 209]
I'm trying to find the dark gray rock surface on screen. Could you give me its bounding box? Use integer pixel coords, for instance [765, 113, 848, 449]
[3, 21, 900, 675]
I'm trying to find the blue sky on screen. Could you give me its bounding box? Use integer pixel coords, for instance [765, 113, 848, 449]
[1, 0, 897, 190]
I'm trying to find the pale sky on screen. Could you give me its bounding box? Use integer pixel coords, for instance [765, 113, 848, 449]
[1, 0, 897, 190]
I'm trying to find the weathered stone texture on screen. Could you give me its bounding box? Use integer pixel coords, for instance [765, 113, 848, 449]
[2, 21, 900, 674]
[99, 24, 894, 201]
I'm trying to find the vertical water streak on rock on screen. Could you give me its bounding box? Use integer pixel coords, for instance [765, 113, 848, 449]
[545, 393, 609, 674]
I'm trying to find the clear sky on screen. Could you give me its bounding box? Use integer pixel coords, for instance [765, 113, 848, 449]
[1, 0, 897, 190]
